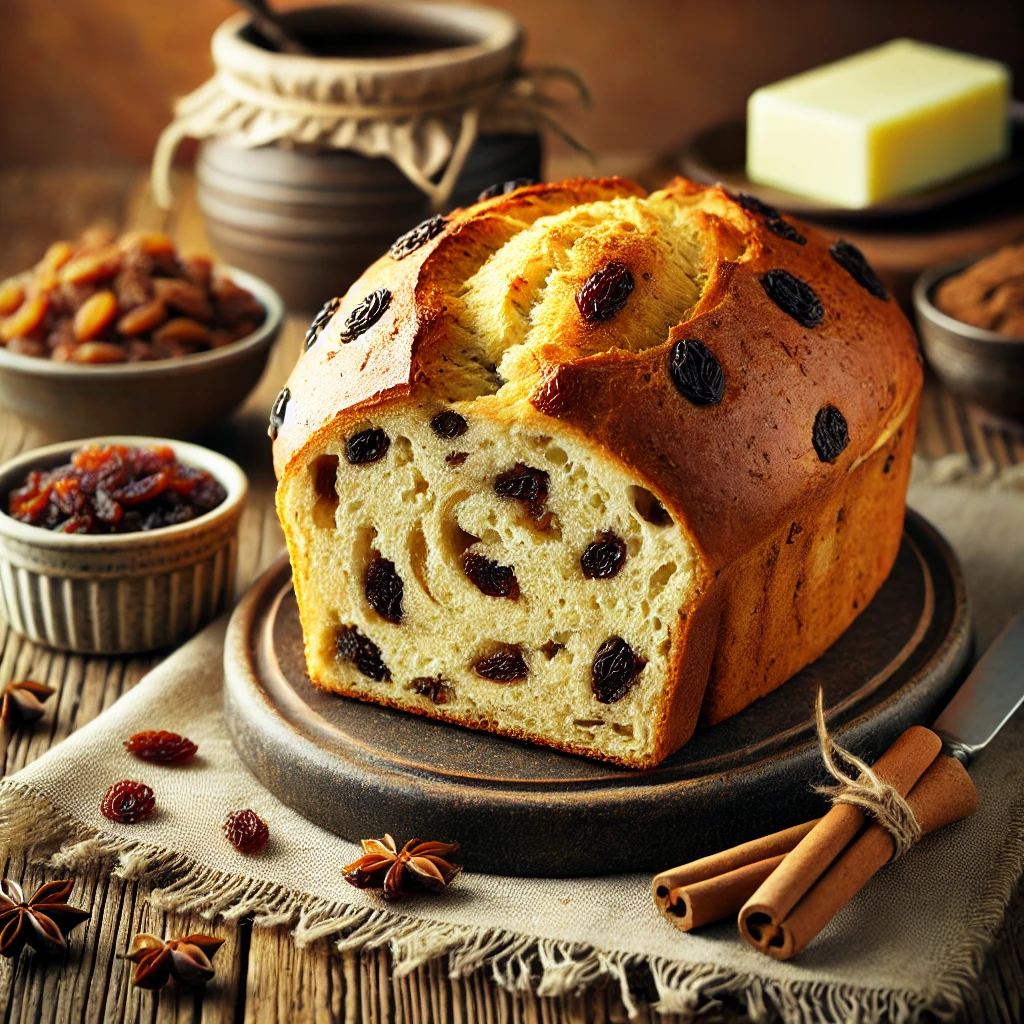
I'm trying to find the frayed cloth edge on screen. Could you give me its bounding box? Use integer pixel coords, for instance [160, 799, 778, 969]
[3, 770, 1024, 1023]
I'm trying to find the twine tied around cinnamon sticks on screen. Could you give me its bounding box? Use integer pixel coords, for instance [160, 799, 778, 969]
[812, 689, 923, 859]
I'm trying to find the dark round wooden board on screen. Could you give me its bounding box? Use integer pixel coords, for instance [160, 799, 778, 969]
[224, 510, 970, 877]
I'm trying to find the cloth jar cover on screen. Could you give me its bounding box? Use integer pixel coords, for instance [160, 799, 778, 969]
[151, 5, 588, 211]
[1, 455, 1024, 1024]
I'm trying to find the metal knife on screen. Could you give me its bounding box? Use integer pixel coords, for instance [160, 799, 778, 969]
[934, 612, 1024, 763]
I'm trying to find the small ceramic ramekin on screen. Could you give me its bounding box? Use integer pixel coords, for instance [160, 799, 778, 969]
[0, 436, 248, 654]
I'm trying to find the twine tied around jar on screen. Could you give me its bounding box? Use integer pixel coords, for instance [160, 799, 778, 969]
[812, 688, 923, 858]
[151, 10, 591, 212]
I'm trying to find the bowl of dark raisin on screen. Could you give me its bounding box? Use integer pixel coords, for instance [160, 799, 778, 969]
[0, 437, 248, 654]
[0, 227, 284, 441]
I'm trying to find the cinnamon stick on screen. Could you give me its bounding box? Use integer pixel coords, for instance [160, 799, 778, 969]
[737, 725, 941, 936]
[653, 819, 819, 930]
[652, 725, 941, 933]
[739, 755, 978, 959]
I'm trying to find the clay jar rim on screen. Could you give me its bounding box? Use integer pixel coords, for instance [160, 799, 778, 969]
[913, 255, 1024, 347]
[0, 435, 248, 550]
[214, 3, 522, 76]
[0, 266, 284, 381]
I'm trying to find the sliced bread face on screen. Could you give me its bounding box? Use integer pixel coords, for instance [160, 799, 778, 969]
[282, 404, 699, 768]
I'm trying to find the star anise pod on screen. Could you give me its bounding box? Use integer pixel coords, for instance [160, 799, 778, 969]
[1, 680, 55, 727]
[0, 879, 89, 958]
[125, 932, 224, 989]
[342, 834, 462, 900]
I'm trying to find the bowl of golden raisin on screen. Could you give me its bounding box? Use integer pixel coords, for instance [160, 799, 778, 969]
[0, 227, 284, 440]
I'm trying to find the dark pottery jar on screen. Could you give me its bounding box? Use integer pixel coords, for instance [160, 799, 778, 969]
[154, 4, 575, 311]
[196, 132, 540, 312]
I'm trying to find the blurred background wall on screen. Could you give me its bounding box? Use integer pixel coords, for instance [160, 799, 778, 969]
[2, 0, 1022, 167]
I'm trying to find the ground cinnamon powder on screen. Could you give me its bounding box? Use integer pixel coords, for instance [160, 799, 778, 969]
[935, 242, 1024, 337]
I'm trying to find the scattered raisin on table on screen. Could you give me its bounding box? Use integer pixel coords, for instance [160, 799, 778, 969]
[591, 637, 646, 704]
[304, 296, 341, 351]
[576, 262, 634, 323]
[124, 731, 197, 764]
[223, 809, 270, 854]
[669, 339, 725, 406]
[430, 410, 468, 439]
[345, 428, 390, 465]
[365, 556, 405, 624]
[7, 444, 226, 535]
[339, 288, 391, 342]
[580, 532, 627, 579]
[463, 552, 520, 599]
[336, 626, 391, 681]
[101, 780, 155, 823]
[389, 215, 447, 261]
[812, 405, 850, 463]
[474, 646, 528, 683]
[830, 240, 888, 300]
[761, 269, 825, 328]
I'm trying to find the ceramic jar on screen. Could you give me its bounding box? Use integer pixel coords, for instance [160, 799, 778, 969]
[196, 132, 540, 312]
[156, 3, 574, 311]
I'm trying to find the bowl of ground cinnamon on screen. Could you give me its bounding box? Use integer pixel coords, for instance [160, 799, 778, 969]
[914, 242, 1024, 426]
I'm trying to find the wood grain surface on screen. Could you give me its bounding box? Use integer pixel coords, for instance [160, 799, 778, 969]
[0, 167, 1020, 1023]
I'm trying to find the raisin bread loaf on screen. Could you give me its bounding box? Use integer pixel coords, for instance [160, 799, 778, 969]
[271, 177, 922, 769]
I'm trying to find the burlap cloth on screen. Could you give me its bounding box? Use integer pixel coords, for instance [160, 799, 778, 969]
[2, 455, 1024, 1023]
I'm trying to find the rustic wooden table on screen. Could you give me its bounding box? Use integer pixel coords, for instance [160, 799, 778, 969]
[0, 167, 1021, 1024]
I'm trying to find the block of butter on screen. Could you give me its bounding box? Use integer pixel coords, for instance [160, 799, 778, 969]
[747, 39, 1010, 208]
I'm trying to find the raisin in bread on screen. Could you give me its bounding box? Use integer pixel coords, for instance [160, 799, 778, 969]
[271, 177, 922, 769]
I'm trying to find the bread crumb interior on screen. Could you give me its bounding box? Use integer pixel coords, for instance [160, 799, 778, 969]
[285, 409, 697, 764]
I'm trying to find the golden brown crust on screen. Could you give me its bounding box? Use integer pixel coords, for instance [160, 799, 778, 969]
[699, 395, 918, 722]
[273, 175, 923, 762]
[531, 194, 920, 573]
[272, 177, 644, 479]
